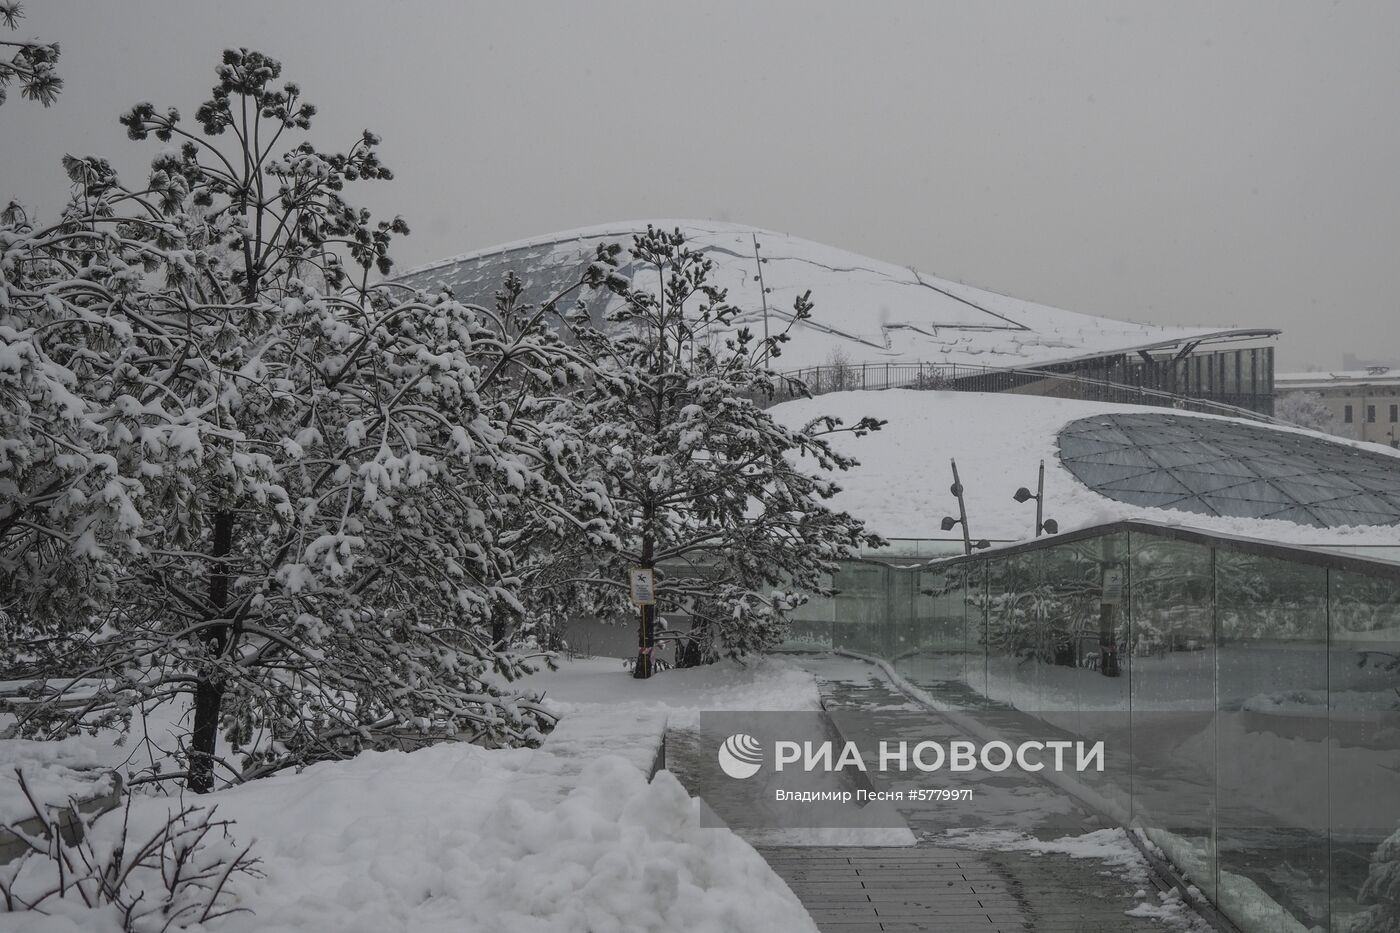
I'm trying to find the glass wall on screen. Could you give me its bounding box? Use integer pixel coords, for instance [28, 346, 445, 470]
[1129, 536, 1218, 900]
[1328, 569, 1400, 933]
[785, 524, 1400, 933]
[831, 562, 890, 657]
[893, 566, 967, 686]
[1215, 552, 1329, 929]
[1119, 345, 1276, 414]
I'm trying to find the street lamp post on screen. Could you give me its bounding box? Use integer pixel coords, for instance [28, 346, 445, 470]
[1013, 460, 1059, 537]
[941, 458, 991, 556]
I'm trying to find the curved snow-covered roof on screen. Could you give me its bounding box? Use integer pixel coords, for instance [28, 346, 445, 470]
[397, 221, 1275, 372]
[767, 390, 1400, 549]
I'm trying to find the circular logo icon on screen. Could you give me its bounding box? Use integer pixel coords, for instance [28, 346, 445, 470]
[718, 733, 764, 779]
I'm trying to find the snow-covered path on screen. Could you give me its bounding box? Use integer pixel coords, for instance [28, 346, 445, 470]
[750, 653, 1215, 933]
[3, 653, 1224, 931]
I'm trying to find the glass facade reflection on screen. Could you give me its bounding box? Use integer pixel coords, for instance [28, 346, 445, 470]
[787, 522, 1400, 933]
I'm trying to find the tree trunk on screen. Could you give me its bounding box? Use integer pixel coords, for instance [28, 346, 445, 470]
[676, 627, 705, 668]
[189, 677, 225, 794]
[189, 509, 233, 794]
[633, 600, 655, 679]
[633, 459, 658, 677]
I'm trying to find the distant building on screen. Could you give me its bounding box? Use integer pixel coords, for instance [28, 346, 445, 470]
[1342, 352, 1400, 371]
[1275, 368, 1400, 446]
[397, 220, 1281, 416]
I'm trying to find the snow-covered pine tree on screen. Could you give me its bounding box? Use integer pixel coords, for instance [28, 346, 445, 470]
[1352, 825, 1400, 933]
[2, 49, 613, 792]
[1275, 390, 1334, 433]
[449, 269, 620, 654]
[0, 2, 61, 108]
[0, 179, 164, 662]
[559, 226, 883, 678]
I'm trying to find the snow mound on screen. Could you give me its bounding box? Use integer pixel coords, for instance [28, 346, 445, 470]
[3, 657, 825, 932]
[94, 742, 814, 933]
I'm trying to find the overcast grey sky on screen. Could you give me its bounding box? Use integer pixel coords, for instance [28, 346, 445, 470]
[5, 1, 1398, 370]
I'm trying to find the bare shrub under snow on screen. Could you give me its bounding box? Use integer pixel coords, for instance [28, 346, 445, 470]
[0, 769, 260, 930]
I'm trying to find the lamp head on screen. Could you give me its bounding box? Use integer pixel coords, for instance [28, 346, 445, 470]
[1041, 518, 1059, 535]
[940, 516, 958, 532]
[1013, 487, 1034, 503]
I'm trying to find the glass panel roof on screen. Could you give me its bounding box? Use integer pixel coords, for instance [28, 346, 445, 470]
[1057, 413, 1400, 528]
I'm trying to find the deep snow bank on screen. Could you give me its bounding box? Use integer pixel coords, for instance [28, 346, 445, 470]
[3, 657, 823, 933]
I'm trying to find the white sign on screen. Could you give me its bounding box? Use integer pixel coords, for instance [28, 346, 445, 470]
[1101, 568, 1124, 606]
[629, 568, 655, 606]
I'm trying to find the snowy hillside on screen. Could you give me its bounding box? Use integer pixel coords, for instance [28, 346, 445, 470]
[396, 221, 1264, 371]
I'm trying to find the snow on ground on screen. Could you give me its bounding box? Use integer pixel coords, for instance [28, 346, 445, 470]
[524, 655, 822, 723]
[3, 657, 822, 933]
[942, 827, 1212, 932]
[520, 657, 915, 847]
[0, 738, 115, 824]
[1123, 888, 1216, 932]
[510, 656, 824, 819]
[10, 746, 816, 933]
[512, 654, 823, 782]
[942, 826, 1152, 884]
[768, 389, 1400, 548]
[0, 698, 191, 823]
[1242, 686, 1400, 713]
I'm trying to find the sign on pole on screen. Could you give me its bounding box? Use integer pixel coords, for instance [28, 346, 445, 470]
[629, 568, 655, 606]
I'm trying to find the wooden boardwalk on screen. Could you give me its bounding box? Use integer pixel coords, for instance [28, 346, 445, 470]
[758, 846, 1031, 933]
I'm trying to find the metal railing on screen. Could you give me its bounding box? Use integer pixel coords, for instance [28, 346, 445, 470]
[764, 361, 1281, 423]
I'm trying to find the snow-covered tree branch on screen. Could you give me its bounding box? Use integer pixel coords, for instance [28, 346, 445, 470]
[2, 49, 612, 792]
[0, 2, 61, 108]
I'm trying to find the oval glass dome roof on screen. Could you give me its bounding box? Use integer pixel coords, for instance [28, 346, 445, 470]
[1057, 413, 1400, 528]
